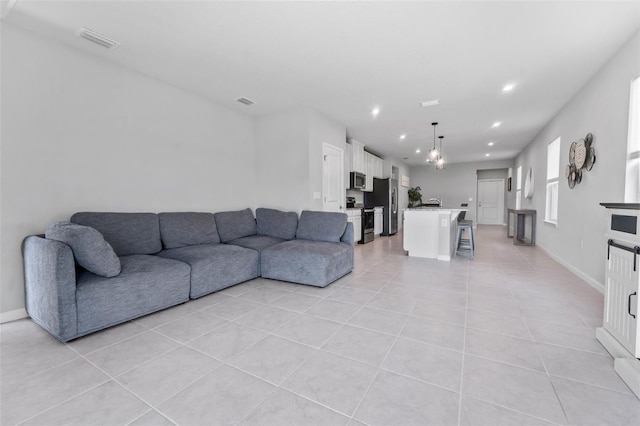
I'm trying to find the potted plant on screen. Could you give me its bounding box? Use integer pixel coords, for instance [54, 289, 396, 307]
[408, 186, 422, 208]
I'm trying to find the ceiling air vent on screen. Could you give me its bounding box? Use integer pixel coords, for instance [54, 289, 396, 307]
[76, 28, 120, 50]
[236, 97, 256, 106]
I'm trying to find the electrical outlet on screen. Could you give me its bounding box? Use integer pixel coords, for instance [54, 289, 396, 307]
[580, 239, 584, 249]
[468, 197, 473, 201]
[441, 219, 447, 227]
[313, 192, 321, 200]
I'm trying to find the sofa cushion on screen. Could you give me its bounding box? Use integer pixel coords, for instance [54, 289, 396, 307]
[261, 239, 353, 287]
[45, 221, 121, 277]
[71, 212, 161, 256]
[76, 254, 191, 333]
[228, 235, 286, 253]
[214, 208, 256, 243]
[159, 212, 220, 249]
[256, 208, 298, 240]
[158, 244, 259, 298]
[295, 211, 348, 243]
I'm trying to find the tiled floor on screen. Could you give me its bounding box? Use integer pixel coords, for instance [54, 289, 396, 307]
[2, 225, 640, 425]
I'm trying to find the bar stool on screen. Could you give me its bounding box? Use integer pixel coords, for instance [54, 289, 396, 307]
[455, 221, 474, 259]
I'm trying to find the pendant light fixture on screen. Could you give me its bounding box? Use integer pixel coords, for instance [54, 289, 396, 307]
[436, 135, 445, 170]
[427, 122, 439, 162]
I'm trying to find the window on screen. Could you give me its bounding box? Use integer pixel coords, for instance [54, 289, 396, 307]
[626, 75, 640, 202]
[516, 166, 522, 209]
[545, 137, 560, 224]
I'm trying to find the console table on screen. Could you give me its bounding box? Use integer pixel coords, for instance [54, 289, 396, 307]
[507, 209, 536, 246]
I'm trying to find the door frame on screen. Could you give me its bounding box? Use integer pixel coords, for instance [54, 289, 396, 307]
[322, 142, 345, 212]
[477, 178, 506, 225]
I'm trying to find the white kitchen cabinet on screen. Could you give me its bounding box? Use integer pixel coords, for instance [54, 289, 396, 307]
[375, 156, 384, 178]
[363, 152, 374, 192]
[374, 207, 383, 236]
[345, 142, 352, 189]
[349, 139, 366, 174]
[346, 209, 362, 243]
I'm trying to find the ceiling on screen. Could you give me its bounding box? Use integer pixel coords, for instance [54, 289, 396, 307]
[4, 1, 640, 165]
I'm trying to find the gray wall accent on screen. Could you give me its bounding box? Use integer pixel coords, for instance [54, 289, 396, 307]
[514, 31, 640, 289]
[409, 159, 514, 223]
[1, 23, 256, 315]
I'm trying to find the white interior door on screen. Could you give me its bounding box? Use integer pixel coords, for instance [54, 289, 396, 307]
[322, 143, 344, 212]
[478, 179, 505, 225]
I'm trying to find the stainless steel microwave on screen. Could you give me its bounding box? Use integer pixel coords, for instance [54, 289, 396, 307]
[350, 171, 366, 190]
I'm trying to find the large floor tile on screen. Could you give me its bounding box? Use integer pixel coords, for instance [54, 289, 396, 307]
[401, 316, 465, 351]
[382, 337, 463, 391]
[466, 308, 530, 339]
[411, 302, 466, 325]
[465, 328, 544, 371]
[203, 296, 261, 320]
[462, 355, 566, 425]
[158, 365, 275, 426]
[239, 388, 350, 426]
[21, 381, 149, 426]
[229, 335, 315, 385]
[519, 304, 586, 328]
[536, 343, 632, 393]
[1, 358, 108, 425]
[135, 303, 196, 329]
[460, 395, 556, 426]
[348, 306, 408, 336]
[282, 351, 378, 416]
[552, 376, 640, 426]
[270, 292, 323, 313]
[467, 294, 521, 317]
[327, 287, 377, 305]
[273, 314, 342, 347]
[154, 311, 227, 343]
[217, 280, 265, 296]
[366, 292, 416, 314]
[128, 410, 176, 426]
[306, 299, 362, 323]
[238, 286, 292, 304]
[234, 305, 299, 332]
[322, 325, 396, 366]
[0, 319, 79, 384]
[67, 321, 148, 355]
[187, 322, 266, 361]
[116, 346, 221, 405]
[354, 370, 460, 426]
[526, 319, 608, 354]
[86, 331, 179, 376]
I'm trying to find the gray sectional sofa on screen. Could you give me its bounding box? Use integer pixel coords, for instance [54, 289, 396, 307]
[23, 208, 354, 342]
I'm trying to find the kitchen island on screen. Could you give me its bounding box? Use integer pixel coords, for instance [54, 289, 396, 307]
[403, 208, 465, 260]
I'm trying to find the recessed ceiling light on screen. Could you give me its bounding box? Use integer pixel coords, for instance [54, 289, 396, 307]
[415, 149, 421, 154]
[488, 142, 495, 146]
[372, 107, 380, 117]
[492, 121, 502, 128]
[400, 134, 406, 140]
[485, 153, 491, 157]
[420, 99, 440, 107]
[502, 84, 515, 92]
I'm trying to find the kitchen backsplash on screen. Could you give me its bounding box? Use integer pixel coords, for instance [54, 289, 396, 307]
[346, 190, 364, 203]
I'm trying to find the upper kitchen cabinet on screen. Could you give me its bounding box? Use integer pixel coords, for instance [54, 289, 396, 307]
[349, 139, 366, 174]
[363, 151, 384, 192]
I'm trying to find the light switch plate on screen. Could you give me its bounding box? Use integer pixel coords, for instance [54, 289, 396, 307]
[441, 219, 447, 227]
[313, 192, 321, 200]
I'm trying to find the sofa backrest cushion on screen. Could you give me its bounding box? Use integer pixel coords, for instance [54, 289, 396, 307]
[296, 210, 348, 243]
[159, 212, 220, 249]
[214, 208, 257, 243]
[256, 208, 298, 240]
[70, 212, 161, 256]
[45, 221, 121, 277]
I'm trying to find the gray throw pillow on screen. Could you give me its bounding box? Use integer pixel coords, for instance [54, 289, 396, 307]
[45, 221, 121, 277]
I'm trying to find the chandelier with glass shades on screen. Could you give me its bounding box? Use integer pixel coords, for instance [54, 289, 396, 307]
[426, 122, 445, 169]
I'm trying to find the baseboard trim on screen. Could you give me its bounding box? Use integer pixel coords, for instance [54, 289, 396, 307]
[537, 243, 604, 294]
[0, 308, 28, 324]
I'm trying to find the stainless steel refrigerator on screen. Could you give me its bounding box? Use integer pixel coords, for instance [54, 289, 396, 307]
[365, 177, 398, 236]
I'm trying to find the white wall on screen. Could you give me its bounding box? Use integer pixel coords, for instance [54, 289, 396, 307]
[514, 31, 640, 290]
[0, 24, 256, 316]
[410, 159, 514, 223]
[255, 108, 346, 212]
